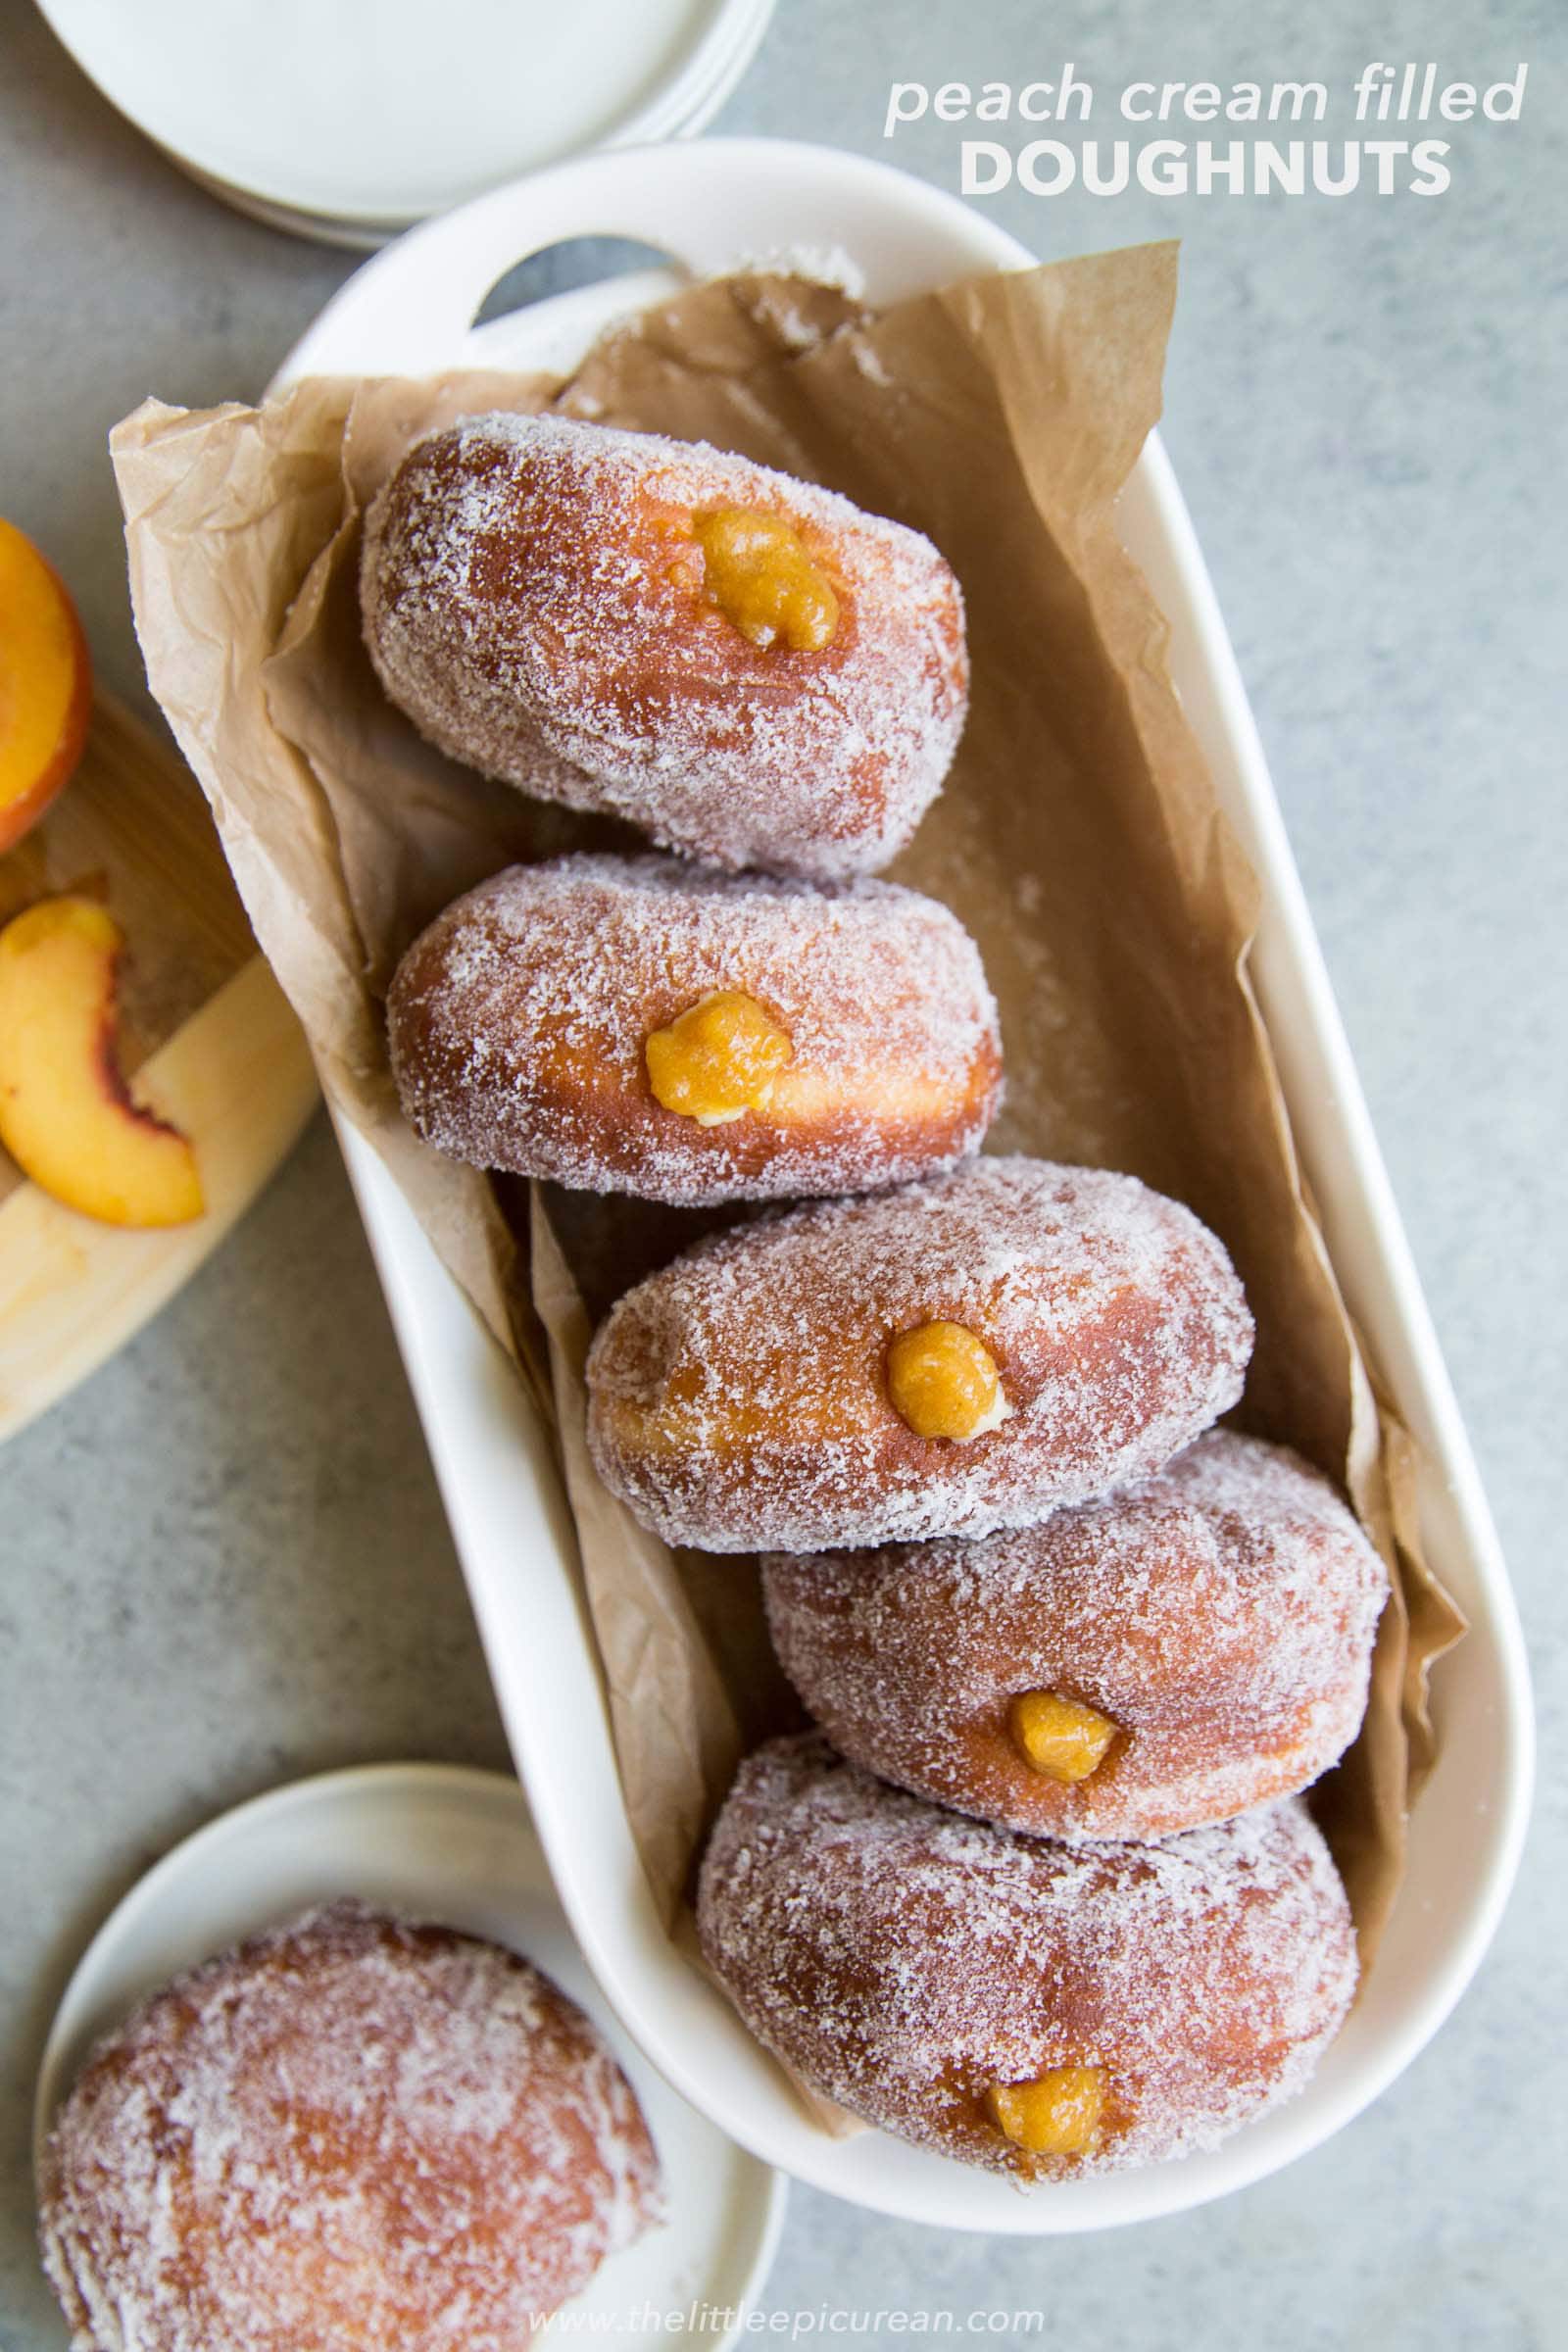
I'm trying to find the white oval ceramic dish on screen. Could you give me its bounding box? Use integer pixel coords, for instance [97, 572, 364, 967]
[36, 0, 773, 246]
[270, 139, 1534, 2231]
[34, 1763, 786, 2339]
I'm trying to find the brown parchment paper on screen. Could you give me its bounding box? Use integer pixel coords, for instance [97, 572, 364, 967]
[111, 246, 1462, 2009]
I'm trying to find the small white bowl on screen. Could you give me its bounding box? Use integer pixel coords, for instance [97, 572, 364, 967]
[34, 1762, 786, 2346]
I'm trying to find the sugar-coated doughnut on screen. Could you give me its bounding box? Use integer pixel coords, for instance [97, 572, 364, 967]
[697, 1734, 1356, 2179]
[586, 1156, 1253, 1552]
[361, 412, 968, 880]
[38, 1900, 662, 2352]
[762, 1431, 1388, 1843]
[387, 854, 1003, 1205]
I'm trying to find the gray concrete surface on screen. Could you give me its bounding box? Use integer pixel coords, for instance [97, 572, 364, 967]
[2, 0, 1562, 2344]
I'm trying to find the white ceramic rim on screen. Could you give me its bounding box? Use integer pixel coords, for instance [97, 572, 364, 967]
[260, 137, 1533, 2232]
[32, 1761, 787, 2341]
[34, 0, 775, 238]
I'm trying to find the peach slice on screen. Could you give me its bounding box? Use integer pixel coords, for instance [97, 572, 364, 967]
[0, 518, 92, 852]
[0, 896, 203, 1226]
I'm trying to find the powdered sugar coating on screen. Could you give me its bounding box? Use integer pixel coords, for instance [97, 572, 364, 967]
[586, 1156, 1253, 1552]
[360, 412, 968, 880]
[697, 1734, 1356, 2180]
[387, 853, 1003, 1204]
[38, 1900, 662, 2352]
[763, 1431, 1389, 1843]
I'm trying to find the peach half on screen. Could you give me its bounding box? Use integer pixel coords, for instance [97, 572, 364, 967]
[0, 896, 203, 1226]
[0, 518, 92, 852]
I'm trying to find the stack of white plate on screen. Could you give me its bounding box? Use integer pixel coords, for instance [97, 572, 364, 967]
[36, 0, 775, 245]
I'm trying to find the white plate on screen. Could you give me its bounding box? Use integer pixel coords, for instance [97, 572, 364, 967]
[269, 139, 1534, 2231]
[33, 1763, 785, 2340]
[36, 0, 774, 240]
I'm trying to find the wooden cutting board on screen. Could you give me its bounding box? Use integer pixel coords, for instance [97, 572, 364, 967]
[0, 691, 318, 1443]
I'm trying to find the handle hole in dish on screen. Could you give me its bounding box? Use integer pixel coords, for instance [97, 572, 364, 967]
[472, 237, 683, 330]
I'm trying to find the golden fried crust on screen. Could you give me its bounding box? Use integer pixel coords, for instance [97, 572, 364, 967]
[387, 855, 1003, 1205]
[38, 1902, 662, 2352]
[762, 1431, 1389, 1843]
[360, 413, 968, 880]
[697, 1736, 1357, 2179]
[585, 1157, 1254, 1551]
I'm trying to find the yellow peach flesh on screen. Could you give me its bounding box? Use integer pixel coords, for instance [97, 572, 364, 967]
[0, 517, 91, 851]
[0, 896, 203, 1226]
